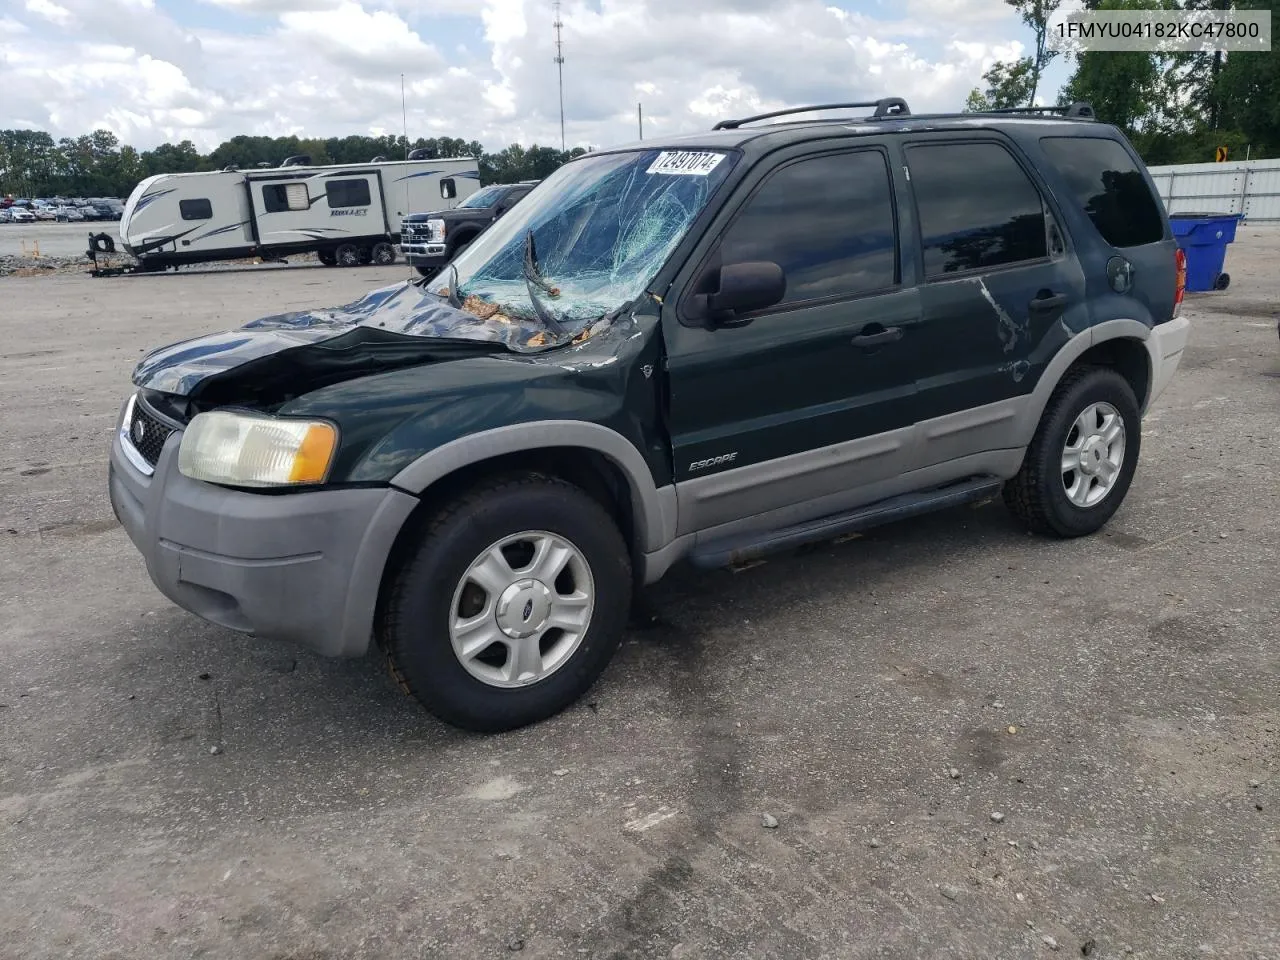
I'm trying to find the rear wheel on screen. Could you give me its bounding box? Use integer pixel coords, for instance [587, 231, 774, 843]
[334, 243, 361, 268]
[1004, 366, 1141, 538]
[371, 241, 396, 265]
[317, 249, 336, 266]
[381, 475, 632, 733]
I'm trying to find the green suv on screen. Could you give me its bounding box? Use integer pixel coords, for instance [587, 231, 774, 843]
[109, 99, 1190, 732]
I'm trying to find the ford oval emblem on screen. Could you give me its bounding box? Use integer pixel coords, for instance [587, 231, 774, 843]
[132, 419, 146, 443]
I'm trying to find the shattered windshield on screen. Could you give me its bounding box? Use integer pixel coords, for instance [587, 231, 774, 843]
[427, 148, 737, 339]
[458, 186, 505, 209]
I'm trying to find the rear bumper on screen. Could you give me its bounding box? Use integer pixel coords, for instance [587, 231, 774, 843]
[1146, 315, 1190, 411]
[108, 408, 418, 657]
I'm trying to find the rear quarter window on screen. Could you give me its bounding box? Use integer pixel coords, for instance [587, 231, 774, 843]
[1039, 137, 1164, 248]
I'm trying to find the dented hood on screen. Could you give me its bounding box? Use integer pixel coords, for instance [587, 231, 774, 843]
[132, 279, 621, 406]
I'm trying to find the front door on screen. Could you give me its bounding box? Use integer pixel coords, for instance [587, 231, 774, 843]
[901, 136, 1089, 465]
[663, 146, 923, 535]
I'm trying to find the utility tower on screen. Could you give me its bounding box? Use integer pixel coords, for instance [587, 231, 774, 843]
[553, 0, 566, 152]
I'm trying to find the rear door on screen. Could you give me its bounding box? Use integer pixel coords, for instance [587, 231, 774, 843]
[901, 135, 1088, 466]
[663, 144, 923, 535]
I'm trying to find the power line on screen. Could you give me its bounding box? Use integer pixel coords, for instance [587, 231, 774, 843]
[553, 0, 565, 152]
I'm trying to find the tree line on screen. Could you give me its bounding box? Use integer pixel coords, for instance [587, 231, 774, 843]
[0, 129, 589, 199]
[967, 0, 1278, 165]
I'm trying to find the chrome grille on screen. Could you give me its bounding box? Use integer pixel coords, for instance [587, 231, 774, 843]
[401, 222, 430, 243]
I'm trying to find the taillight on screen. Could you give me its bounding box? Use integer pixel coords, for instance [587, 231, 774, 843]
[1174, 247, 1187, 316]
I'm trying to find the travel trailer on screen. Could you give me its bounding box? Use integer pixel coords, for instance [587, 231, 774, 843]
[119, 154, 481, 270]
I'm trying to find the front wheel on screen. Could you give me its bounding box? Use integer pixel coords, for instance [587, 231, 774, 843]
[1004, 366, 1141, 538]
[371, 241, 396, 265]
[381, 475, 632, 733]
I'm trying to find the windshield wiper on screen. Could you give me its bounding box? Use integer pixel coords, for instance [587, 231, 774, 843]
[523, 231, 566, 337]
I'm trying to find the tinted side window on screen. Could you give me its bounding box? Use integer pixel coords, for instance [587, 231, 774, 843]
[179, 198, 212, 221]
[908, 142, 1047, 277]
[1040, 137, 1163, 248]
[263, 185, 287, 213]
[263, 183, 309, 213]
[718, 150, 897, 305]
[326, 178, 372, 208]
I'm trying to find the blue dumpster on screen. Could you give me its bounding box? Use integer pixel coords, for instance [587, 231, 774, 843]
[1169, 213, 1241, 292]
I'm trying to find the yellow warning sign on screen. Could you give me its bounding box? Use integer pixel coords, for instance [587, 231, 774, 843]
[1216, 146, 1229, 162]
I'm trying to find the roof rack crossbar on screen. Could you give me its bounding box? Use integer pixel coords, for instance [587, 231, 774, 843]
[978, 101, 1096, 119]
[713, 97, 911, 131]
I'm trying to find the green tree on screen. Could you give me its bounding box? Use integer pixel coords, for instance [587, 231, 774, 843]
[141, 141, 201, 178]
[966, 58, 1037, 110]
[1010, 0, 1063, 105]
[1216, 0, 1280, 155]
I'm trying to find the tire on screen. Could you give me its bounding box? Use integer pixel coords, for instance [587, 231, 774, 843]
[317, 249, 336, 266]
[371, 241, 396, 265]
[382, 475, 632, 733]
[1003, 365, 1141, 538]
[334, 243, 361, 268]
[1214, 272, 1230, 291]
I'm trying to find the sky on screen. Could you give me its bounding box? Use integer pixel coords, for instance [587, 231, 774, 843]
[0, 0, 1075, 153]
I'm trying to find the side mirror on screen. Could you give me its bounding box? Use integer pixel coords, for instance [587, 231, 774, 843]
[692, 261, 786, 324]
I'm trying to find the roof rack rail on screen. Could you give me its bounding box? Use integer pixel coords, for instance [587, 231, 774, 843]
[978, 101, 1096, 119]
[713, 97, 911, 131]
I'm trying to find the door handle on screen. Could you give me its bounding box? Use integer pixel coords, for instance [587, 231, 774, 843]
[1029, 292, 1068, 313]
[851, 326, 903, 348]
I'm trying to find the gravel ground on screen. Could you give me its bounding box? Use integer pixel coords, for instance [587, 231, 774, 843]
[0, 233, 1277, 960]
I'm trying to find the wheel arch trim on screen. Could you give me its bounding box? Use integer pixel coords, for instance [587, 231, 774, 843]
[389, 421, 676, 553]
[1013, 319, 1153, 446]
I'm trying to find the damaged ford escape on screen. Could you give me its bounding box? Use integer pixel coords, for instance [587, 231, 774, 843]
[109, 99, 1190, 732]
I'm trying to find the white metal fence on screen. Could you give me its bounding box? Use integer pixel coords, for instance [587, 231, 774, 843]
[1146, 159, 1280, 222]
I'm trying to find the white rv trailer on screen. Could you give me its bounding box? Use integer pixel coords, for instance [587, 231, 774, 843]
[119, 155, 481, 270]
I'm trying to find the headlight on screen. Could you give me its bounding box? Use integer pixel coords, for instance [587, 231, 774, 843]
[427, 218, 446, 242]
[178, 411, 338, 487]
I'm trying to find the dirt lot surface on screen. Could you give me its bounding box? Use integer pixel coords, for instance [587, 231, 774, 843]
[1, 241, 1277, 960]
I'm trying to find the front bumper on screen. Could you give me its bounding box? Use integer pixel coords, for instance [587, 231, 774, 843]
[398, 239, 448, 266]
[108, 405, 418, 657]
[1145, 314, 1191, 411]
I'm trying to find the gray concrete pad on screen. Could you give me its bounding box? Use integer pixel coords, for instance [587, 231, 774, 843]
[0, 236, 1277, 960]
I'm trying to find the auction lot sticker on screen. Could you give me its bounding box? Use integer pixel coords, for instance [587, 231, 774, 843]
[647, 151, 726, 176]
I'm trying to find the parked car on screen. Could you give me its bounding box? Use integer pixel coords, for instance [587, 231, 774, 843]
[32, 206, 56, 221]
[399, 181, 540, 277]
[109, 98, 1189, 733]
[56, 205, 85, 222]
[0, 209, 13, 223]
[9, 208, 36, 222]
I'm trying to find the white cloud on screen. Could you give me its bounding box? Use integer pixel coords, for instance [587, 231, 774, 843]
[25, 0, 73, 26]
[200, 0, 342, 12]
[1, 15, 31, 32]
[277, 1, 445, 70]
[0, 0, 1039, 154]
